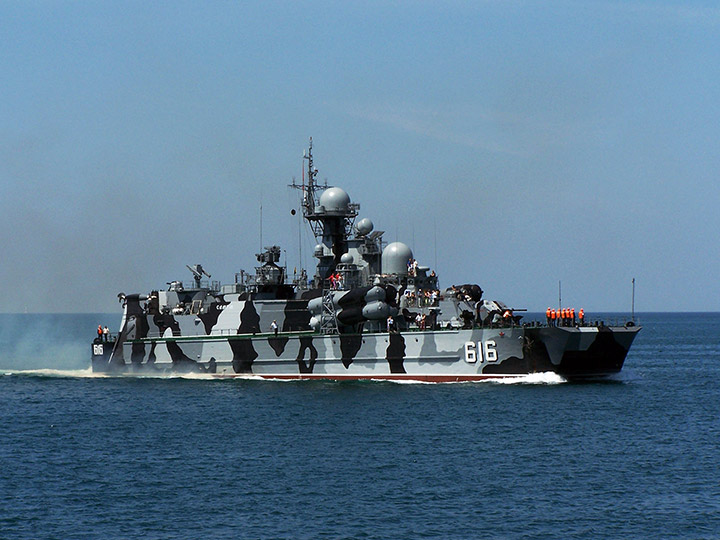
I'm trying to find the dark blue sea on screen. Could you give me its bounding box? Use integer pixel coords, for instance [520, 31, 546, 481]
[1, 312, 719, 539]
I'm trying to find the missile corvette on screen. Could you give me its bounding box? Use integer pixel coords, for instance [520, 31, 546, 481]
[92, 140, 640, 381]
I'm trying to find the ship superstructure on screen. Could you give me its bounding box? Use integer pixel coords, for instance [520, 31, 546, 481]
[92, 140, 640, 380]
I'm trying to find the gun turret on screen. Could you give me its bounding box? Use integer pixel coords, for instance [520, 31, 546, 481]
[256, 246, 282, 265]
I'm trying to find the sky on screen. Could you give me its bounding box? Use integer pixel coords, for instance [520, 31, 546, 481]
[1, 0, 719, 313]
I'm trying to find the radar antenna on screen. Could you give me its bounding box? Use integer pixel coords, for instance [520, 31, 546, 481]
[186, 264, 211, 288]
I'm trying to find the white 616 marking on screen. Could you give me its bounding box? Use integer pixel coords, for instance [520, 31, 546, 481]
[464, 340, 498, 363]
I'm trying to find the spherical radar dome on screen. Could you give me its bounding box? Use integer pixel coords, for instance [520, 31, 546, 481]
[319, 187, 350, 213]
[340, 253, 354, 264]
[382, 242, 413, 275]
[356, 217, 374, 236]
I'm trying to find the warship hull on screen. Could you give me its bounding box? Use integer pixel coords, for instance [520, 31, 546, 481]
[92, 310, 640, 381]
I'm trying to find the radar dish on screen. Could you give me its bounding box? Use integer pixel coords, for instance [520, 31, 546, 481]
[319, 187, 350, 213]
[382, 242, 413, 275]
[356, 218, 374, 236]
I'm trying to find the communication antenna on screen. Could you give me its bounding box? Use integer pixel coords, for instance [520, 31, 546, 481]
[433, 216, 437, 271]
[631, 277, 636, 323]
[289, 175, 303, 273]
[558, 280, 562, 310]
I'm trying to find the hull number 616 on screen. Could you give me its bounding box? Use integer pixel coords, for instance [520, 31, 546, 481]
[464, 340, 498, 363]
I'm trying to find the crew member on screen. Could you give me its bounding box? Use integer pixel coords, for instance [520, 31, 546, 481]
[271, 320, 278, 336]
[103, 326, 109, 342]
[546, 307, 551, 325]
[571, 308, 576, 326]
[97, 325, 103, 342]
[550, 309, 556, 327]
[579, 308, 585, 326]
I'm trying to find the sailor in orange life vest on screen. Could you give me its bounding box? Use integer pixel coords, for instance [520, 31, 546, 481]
[97, 325, 103, 342]
[547, 307, 582, 327]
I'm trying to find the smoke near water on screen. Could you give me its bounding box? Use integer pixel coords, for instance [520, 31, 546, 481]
[0, 314, 118, 371]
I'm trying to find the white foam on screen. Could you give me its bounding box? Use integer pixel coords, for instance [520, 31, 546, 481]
[167, 372, 235, 381]
[489, 372, 567, 385]
[373, 372, 568, 385]
[377, 378, 437, 385]
[2, 368, 106, 378]
[1, 369, 567, 384]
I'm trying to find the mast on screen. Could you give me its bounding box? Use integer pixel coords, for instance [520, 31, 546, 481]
[289, 138, 358, 286]
[290, 137, 326, 238]
[303, 137, 317, 217]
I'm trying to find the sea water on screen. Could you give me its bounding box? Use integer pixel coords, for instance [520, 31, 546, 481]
[1, 313, 719, 539]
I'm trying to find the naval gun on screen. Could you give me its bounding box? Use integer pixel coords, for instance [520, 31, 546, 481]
[186, 264, 211, 288]
[256, 245, 282, 265]
[254, 246, 285, 288]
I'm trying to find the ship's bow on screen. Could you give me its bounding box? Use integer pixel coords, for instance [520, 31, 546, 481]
[526, 324, 641, 379]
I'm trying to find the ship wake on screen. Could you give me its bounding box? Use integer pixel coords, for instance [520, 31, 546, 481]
[3, 368, 107, 378]
[3, 370, 567, 384]
[488, 372, 567, 385]
[379, 372, 567, 385]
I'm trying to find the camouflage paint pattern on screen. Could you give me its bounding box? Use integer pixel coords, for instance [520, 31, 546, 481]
[92, 295, 640, 380]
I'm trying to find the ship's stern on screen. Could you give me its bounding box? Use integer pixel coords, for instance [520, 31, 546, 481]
[91, 338, 116, 373]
